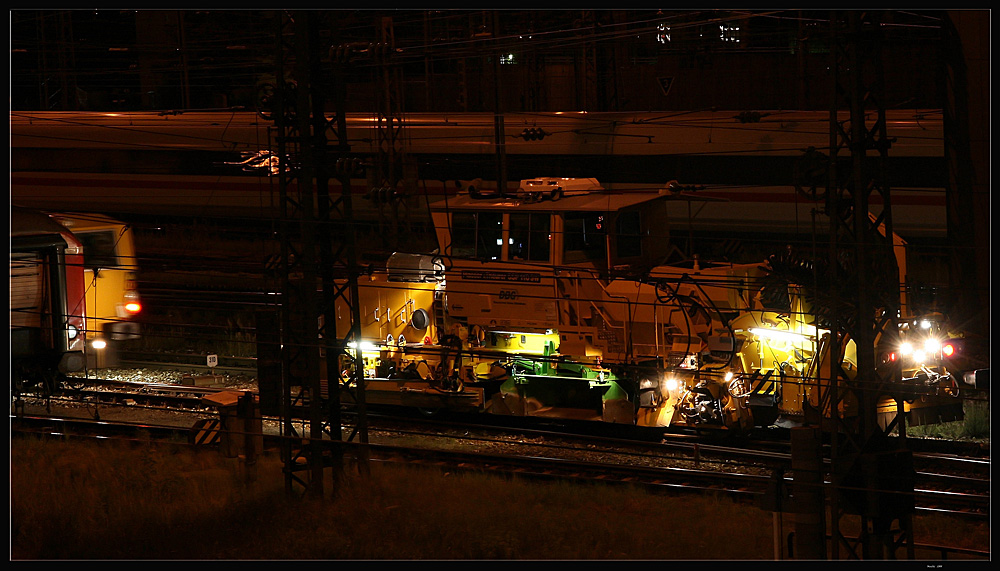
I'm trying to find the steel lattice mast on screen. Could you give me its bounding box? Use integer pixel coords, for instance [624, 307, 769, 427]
[266, 10, 368, 497]
[822, 10, 912, 560]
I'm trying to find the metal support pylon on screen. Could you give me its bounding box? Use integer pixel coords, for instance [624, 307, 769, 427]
[368, 14, 411, 253]
[822, 10, 913, 560]
[267, 10, 367, 498]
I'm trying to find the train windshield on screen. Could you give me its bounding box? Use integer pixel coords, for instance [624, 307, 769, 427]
[75, 230, 121, 269]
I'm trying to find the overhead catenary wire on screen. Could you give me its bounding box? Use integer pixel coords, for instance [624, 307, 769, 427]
[10, 10, 945, 106]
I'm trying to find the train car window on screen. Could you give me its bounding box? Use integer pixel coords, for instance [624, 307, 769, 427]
[76, 231, 120, 269]
[564, 212, 607, 264]
[10, 253, 47, 330]
[451, 212, 502, 261]
[615, 209, 642, 259]
[508, 212, 551, 262]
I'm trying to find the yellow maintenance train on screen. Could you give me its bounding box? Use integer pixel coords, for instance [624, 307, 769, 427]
[311, 179, 964, 431]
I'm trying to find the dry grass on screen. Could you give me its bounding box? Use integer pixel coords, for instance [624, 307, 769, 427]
[10, 437, 989, 560]
[905, 399, 990, 441]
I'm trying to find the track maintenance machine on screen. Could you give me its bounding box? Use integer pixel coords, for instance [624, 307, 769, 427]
[318, 179, 959, 432]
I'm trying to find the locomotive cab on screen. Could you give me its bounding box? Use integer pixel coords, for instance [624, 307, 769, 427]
[429, 185, 681, 358]
[51, 212, 142, 368]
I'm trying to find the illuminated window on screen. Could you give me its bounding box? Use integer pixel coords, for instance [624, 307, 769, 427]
[500, 53, 516, 65]
[720, 24, 740, 43]
[657, 23, 671, 44]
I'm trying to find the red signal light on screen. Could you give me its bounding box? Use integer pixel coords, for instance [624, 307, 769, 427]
[942, 343, 955, 357]
[124, 290, 142, 315]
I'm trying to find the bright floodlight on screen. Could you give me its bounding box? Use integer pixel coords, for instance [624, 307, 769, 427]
[749, 327, 809, 343]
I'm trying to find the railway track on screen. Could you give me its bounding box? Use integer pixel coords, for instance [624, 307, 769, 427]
[20, 371, 990, 467]
[118, 351, 258, 376]
[11, 386, 990, 524]
[11, 412, 990, 560]
[18, 364, 990, 522]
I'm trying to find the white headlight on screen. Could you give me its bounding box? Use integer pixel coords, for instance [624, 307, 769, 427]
[665, 377, 679, 392]
[92, 339, 107, 350]
[899, 342, 913, 356]
[67, 325, 79, 339]
[924, 338, 941, 353]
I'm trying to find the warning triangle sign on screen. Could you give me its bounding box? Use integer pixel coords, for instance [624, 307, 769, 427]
[658, 76, 674, 96]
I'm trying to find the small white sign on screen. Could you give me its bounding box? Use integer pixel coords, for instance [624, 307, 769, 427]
[207, 354, 218, 368]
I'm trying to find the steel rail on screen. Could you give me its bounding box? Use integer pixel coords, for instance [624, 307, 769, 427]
[11, 411, 989, 524]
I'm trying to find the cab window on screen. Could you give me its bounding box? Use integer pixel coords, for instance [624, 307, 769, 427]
[451, 212, 502, 261]
[564, 212, 607, 264]
[615, 209, 642, 259]
[76, 230, 120, 269]
[508, 212, 550, 262]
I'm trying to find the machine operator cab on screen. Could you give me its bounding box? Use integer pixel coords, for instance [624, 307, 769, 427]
[427, 179, 695, 358]
[432, 179, 675, 275]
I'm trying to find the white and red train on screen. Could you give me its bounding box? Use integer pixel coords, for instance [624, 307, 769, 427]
[10, 109, 946, 238]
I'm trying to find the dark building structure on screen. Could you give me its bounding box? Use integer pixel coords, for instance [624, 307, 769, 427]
[10, 10, 949, 114]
